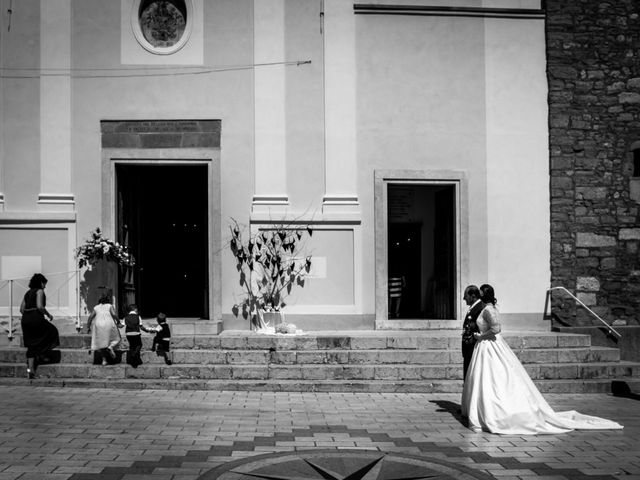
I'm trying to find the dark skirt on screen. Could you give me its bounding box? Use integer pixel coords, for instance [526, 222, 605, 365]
[21, 310, 60, 359]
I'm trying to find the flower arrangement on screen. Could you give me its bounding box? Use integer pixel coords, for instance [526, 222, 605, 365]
[229, 218, 312, 328]
[75, 227, 135, 268]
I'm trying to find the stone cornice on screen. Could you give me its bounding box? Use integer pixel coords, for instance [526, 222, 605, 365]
[0, 212, 76, 224]
[354, 4, 545, 19]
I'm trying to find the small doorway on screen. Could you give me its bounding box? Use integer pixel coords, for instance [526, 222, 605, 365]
[387, 183, 456, 320]
[116, 164, 209, 318]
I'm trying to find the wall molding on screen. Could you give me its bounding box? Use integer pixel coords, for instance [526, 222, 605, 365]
[0, 212, 76, 224]
[354, 4, 545, 19]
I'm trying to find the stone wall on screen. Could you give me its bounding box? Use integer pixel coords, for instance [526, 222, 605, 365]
[547, 1, 640, 326]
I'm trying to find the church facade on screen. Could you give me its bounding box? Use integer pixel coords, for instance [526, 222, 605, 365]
[1, 0, 558, 331]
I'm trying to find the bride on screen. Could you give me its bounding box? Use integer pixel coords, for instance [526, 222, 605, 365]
[461, 284, 623, 435]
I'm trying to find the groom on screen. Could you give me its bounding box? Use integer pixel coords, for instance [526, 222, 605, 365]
[461, 285, 483, 381]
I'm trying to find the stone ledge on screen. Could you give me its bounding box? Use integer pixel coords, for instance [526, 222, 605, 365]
[0, 211, 76, 223]
[0, 376, 635, 393]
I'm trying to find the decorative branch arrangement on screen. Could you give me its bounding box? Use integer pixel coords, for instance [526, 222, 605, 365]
[229, 218, 312, 328]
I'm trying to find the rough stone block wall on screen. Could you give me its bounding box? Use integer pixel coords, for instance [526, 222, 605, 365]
[547, 1, 640, 326]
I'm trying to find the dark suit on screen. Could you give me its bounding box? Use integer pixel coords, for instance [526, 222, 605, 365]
[461, 301, 484, 381]
[124, 312, 143, 367]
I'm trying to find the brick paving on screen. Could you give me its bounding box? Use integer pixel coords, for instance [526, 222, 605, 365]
[0, 387, 637, 480]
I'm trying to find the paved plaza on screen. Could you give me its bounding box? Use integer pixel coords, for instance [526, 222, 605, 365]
[0, 386, 638, 480]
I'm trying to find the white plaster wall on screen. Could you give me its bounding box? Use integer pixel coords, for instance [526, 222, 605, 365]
[69, 0, 353, 319]
[484, 16, 550, 316]
[0, 0, 41, 210]
[0, 227, 71, 314]
[357, 6, 548, 318]
[275, 229, 355, 310]
[0, 0, 550, 324]
[69, 1, 256, 318]
[285, 0, 325, 211]
[40, 0, 72, 200]
[357, 14, 489, 315]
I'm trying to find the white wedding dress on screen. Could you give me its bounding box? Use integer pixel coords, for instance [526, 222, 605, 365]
[461, 304, 623, 435]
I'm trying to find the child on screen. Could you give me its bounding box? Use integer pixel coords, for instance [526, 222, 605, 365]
[149, 312, 172, 365]
[123, 304, 153, 368]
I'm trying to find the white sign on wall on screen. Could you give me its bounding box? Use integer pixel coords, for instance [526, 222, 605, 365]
[306, 256, 327, 279]
[1, 256, 42, 281]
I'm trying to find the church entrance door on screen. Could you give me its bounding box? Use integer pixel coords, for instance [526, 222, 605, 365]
[116, 164, 209, 319]
[387, 183, 456, 320]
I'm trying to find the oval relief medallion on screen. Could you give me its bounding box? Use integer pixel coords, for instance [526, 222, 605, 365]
[131, 0, 193, 55]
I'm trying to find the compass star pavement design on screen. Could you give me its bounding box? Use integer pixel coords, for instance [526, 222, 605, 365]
[200, 450, 494, 480]
[63, 423, 629, 480]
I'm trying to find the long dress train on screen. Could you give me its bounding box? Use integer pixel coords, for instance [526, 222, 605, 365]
[461, 304, 623, 435]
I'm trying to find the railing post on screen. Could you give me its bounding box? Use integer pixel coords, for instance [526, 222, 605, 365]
[543, 288, 552, 319]
[76, 270, 82, 333]
[8, 279, 13, 341]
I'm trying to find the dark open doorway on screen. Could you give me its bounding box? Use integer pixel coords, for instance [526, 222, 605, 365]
[116, 164, 209, 319]
[387, 183, 456, 320]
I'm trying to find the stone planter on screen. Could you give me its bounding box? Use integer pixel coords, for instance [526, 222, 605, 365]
[79, 259, 118, 314]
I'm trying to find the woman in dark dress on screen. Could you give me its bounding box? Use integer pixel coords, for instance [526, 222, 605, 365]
[20, 273, 59, 379]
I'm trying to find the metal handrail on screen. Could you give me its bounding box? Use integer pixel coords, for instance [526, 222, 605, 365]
[1, 270, 82, 341]
[545, 286, 622, 338]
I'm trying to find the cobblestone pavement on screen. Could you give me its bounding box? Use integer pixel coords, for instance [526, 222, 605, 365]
[0, 387, 638, 480]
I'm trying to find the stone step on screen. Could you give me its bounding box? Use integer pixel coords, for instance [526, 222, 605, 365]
[8, 331, 593, 350]
[1, 360, 638, 381]
[0, 345, 620, 365]
[0, 318, 224, 336]
[0, 329, 631, 393]
[0, 376, 637, 394]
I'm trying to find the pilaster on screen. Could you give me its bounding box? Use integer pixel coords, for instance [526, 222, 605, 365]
[252, 0, 289, 215]
[322, 0, 359, 216]
[38, 0, 74, 211]
[0, 8, 5, 212]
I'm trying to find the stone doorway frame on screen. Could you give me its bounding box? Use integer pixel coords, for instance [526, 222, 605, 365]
[374, 170, 469, 330]
[101, 149, 222, 321]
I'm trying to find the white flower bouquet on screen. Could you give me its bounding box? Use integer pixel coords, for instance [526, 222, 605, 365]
[76, 227, 135, 268]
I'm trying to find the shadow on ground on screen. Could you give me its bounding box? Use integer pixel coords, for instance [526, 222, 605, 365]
[612, 380, 640, 401]
[429, 399, 468, 427]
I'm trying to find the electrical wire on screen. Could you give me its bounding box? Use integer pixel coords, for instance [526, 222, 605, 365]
[0, 60, 311, 79]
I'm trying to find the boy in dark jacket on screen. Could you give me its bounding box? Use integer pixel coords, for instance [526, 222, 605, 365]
[124, 304, 153, 368]
[149, 312, 172, 365]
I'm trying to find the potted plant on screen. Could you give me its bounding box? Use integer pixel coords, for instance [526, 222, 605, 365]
[229, 219, 312, 330]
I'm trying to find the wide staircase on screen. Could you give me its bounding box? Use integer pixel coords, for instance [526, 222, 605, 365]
[0, 320, 639, 393]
